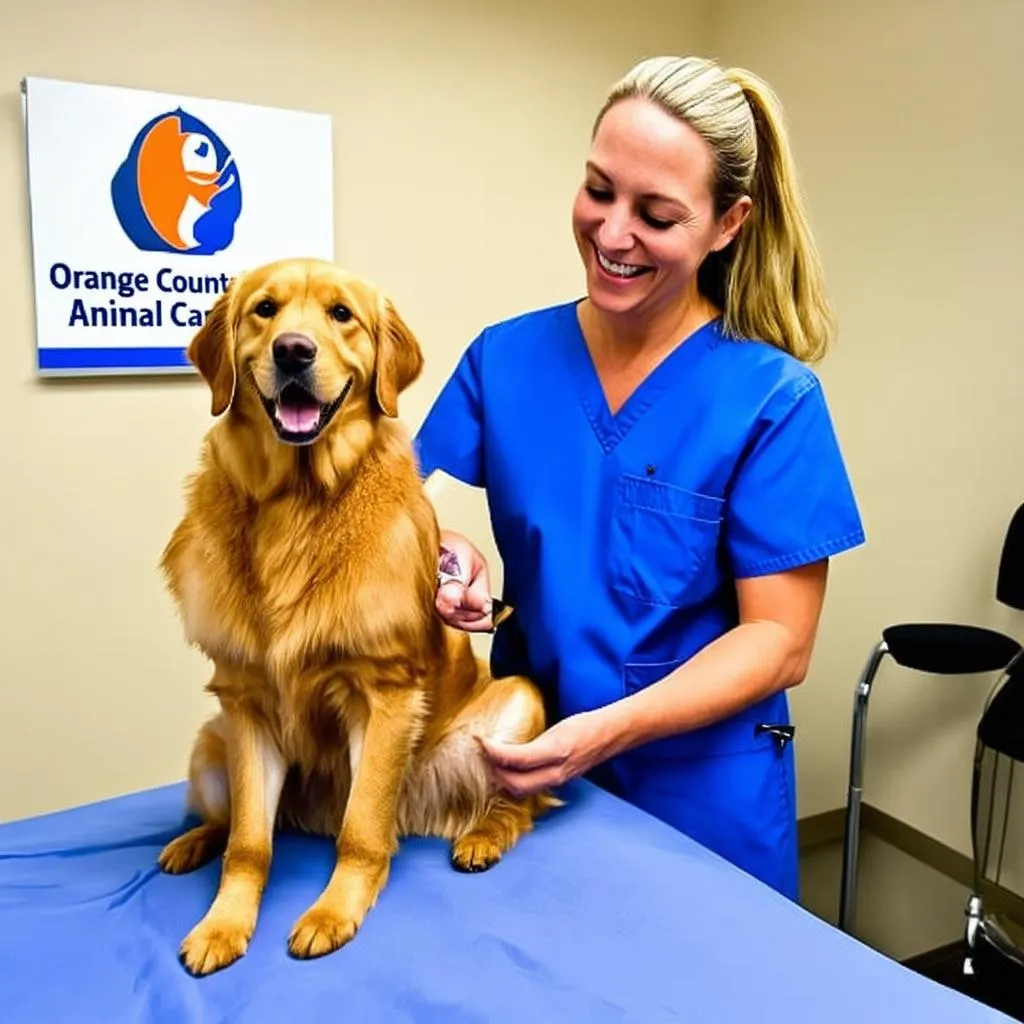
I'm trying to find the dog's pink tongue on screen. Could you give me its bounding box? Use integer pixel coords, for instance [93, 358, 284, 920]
[277, 399, 320, 434]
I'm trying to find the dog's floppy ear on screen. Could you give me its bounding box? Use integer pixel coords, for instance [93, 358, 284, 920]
[188, 282, 238, 417]
[374, 294, 424, 418]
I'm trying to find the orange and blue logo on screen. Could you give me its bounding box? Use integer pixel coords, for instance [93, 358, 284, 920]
[110, 108, 241, 255]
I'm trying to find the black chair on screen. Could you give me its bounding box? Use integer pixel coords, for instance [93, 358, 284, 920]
[963, 653, 1024, 1010]
[838, 502, 1024, 935]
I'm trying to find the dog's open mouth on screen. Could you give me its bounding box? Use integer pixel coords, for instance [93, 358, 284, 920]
[260, 378, 352, 445]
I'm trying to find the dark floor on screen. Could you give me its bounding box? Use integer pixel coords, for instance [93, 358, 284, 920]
[903, 941, 1024, 1021]
[800, 832, 970, 960]
[798, 834, 1024, 1019]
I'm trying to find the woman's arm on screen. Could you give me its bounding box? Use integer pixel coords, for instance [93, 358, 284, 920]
[480, 559, 829, 797]
[601, 559, 828, 752]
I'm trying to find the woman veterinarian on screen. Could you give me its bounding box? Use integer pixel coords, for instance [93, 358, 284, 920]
[413, 54, 865, 901]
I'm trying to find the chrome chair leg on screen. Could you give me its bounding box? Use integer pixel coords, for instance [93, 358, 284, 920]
[838, 639, 889, 934]
[964, 893, 983, 975]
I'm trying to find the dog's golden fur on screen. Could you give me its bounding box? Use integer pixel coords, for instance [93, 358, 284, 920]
[157, 258, 556, 976]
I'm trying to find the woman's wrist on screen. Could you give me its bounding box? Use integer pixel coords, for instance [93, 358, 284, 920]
[585, 668, 714, 762]
[579, 704, 636, 767]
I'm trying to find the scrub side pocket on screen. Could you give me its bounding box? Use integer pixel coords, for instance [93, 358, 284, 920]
[608, 474, 724, 608]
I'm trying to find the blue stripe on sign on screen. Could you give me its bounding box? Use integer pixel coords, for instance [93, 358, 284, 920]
[38, 347, 192, 371]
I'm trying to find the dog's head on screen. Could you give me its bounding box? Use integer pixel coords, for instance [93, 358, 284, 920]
[188, 258, 424, 444]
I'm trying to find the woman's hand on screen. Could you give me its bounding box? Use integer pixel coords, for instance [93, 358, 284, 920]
[478, 712, 612, 798]
[435, 529, 494, 632]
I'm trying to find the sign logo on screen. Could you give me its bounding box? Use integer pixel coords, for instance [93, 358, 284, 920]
[110, 108, 241, 256]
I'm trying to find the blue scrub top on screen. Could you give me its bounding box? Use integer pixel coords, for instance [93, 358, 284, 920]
[414, 300, 865, 897]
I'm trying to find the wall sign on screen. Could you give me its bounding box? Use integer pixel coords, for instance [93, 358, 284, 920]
[21, 76, 334, 375]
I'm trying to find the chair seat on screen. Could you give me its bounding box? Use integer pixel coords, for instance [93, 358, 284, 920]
[881, 623, 1021, 675]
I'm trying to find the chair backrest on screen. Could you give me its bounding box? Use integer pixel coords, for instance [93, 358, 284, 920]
[997, 502, 1024, 610]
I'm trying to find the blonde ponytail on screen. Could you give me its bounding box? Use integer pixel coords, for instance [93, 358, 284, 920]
[596, 57, 836, 363]
[724, 68, 835, 362]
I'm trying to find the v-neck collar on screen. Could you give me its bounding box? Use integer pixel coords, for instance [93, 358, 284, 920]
[565, 300, 720, 454]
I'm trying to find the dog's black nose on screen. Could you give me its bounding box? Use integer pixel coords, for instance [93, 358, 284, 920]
[273, 333, 317, 373]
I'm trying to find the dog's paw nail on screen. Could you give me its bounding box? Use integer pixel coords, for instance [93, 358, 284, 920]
[159, 824, 226, 875]
[179, 920, 250, 976]
[288, 907, 358, 959]
[450, 836, 502, 873]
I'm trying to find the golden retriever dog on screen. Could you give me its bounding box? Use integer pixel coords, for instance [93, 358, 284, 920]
[156, 257, 557, 976]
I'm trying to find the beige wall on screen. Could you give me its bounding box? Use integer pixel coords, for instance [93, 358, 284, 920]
[0, 0, 707, 820]
[3, 0, 1020, 886]
[709, 0, 1024, 858]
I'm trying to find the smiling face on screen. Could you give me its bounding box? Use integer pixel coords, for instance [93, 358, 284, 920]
[188, 258, 423, 448]
[239, 262, 374, 445]
[571, 97, 749, 322]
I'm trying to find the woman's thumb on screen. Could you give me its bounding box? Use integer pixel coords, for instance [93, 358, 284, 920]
[464, 555, 492, 609]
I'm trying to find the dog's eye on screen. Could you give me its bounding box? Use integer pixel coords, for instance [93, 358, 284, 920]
[254, 299, 277, 318]
[330, 304, 352, 323]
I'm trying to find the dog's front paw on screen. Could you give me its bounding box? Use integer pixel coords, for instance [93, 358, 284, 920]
[159, 823, 227, 875]
[288, 905, 359, 959]
[179, 915, 251, 976]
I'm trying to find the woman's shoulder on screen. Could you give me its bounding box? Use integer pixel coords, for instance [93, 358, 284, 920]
[705, 320, 825, 412]
[472, 299, 580, 350]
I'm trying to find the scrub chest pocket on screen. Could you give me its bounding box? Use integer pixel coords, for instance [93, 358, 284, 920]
[608, 473, 724, 608]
